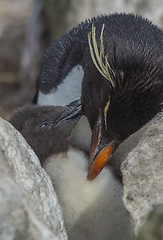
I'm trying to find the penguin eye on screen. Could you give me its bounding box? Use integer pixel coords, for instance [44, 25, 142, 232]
[39, 122, 49, 128]
[99, 88, 104, 103]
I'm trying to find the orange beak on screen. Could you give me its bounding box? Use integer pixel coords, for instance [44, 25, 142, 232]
[87, 115, 115, 181]
[87, 144, 114, 180]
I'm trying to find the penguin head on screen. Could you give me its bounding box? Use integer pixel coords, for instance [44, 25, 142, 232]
[10, 104, 80, 164]
[62, 20, 163, 180]
[81, 23, 163, 180]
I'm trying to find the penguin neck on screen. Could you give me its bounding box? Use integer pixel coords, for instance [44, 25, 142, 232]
[38, 65, 84, 106]
[70, 116, 92, 153]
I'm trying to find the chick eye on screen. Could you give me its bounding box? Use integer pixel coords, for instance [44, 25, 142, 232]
[39, 122, 49, 128]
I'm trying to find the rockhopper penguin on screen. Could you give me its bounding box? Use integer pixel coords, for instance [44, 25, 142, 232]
[34, 13, 163, 180]
[10, 104, 133, 240]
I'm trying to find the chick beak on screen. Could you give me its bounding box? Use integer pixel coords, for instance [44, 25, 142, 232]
[56, 99, 82, 125]
[87, 115, 115, 181]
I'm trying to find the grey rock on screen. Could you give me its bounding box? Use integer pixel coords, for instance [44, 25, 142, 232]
[0, 117, 67, 240]
[121, 113, 163, 235]
[136, 204, 163, 240]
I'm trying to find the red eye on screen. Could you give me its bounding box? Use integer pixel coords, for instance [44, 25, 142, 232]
[99, 88, 103, 103]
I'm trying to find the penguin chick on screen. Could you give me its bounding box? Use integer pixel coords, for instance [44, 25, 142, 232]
[44, 149, 133, 240]
[10, 104, 133, 240]
[9, 104, 79, 165]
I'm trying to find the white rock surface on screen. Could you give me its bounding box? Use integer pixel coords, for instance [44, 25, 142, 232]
[0, 117, 67, 240]
[121, 114, 163, 235]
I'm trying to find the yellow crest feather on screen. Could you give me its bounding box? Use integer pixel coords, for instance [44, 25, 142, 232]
[104, 96, 111, 130]
[88, 24, 115, 88]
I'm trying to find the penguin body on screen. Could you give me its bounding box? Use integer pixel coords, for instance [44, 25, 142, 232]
[35, 13, 163, 114]
[10, 105, 133, 240]
[34, 13, 163, 179]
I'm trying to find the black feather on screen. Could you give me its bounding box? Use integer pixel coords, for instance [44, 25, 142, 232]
[35, 13, 163, 144]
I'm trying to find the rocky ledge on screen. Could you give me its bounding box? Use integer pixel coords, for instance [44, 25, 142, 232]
[0, 117, 67, 240]
[121, 113, 163, 238]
